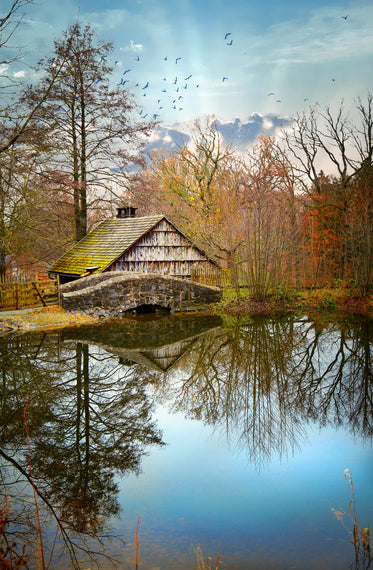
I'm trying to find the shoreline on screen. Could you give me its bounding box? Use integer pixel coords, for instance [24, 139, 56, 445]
[0, 291, 372, 335]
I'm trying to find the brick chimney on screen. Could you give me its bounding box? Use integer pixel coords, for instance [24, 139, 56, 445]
[117, 206, 137, 218]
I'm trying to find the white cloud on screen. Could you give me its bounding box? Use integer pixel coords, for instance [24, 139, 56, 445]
[241, 4, 373, 68]
[130, 40, 143, 51]
[119, 40, 144, 52]
[13, 70, 26, 78]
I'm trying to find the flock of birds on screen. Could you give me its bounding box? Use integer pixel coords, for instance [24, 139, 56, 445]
[109, 30, 240, 121]
[110, 14, 350, 122]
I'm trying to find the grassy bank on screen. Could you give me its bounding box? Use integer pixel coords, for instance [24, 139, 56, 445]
[213, 287, 373, 316]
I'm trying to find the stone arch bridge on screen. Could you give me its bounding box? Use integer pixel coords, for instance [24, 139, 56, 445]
[61, 272, 222, 314]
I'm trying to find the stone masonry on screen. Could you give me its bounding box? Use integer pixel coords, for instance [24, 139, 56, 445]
[61, 272, 222, 314]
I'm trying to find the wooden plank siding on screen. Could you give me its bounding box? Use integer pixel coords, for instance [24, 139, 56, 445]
[0, 275, 60, 311]
[109, 219, 216, 279]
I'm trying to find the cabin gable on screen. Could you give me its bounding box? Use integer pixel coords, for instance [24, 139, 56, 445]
[108, 219, 215, 278]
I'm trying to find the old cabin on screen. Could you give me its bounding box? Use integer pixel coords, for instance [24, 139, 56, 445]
[48, 207, 220, 284]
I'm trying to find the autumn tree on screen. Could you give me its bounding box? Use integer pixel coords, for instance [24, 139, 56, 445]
[28, 23, 154, 242]
[239, 136, 302, 299]
[346, 161, 373, 293]
[284, 95, 373, 289]
[140, 117, 246, 292]
[0, 124, 77, 275]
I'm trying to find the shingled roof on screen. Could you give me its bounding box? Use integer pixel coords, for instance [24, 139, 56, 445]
[49, 215, 165, 278]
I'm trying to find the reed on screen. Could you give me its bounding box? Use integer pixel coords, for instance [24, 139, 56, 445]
[343, 469, 371, 561]
[333, 468, 371, 567]
[135, 516, 140, 569]
[194, 545, 221, 569]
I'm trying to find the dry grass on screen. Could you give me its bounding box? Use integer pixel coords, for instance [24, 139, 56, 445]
[0, 307, 98, 332]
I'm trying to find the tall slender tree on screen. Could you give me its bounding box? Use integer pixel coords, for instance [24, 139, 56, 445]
[29, 23, 154, 242]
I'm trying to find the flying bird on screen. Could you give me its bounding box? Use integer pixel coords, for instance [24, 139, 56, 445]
[267, 92, 274, 96]
[173, 76, 178, 84]
[226, 39, 233, 45]
[341, 14, 349, 19]
[184, 74, 192, 80]
[122, 69, 131, 75]
[225, 33, 231, 40]
[222, 77, 228, 82]
[175, 57, 181, 64]
[142, 81, 149, 89]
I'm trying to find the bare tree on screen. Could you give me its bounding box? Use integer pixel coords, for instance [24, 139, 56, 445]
[284, 96, 373, 288]
[0, 0, 69, 155]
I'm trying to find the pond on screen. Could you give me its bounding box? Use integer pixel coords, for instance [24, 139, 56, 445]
[0, 311, 372, 569]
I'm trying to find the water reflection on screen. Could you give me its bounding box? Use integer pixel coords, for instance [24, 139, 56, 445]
[0, 311, 372, 568]
[0, 329, 166, 567]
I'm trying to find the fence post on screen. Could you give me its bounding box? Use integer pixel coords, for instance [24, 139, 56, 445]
[32, 281, 47, 306]
[15, 281, 19, 310]
[57, 275, 61, 308]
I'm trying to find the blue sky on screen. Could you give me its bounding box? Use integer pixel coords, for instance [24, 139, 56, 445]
[6, 0, 373, 126]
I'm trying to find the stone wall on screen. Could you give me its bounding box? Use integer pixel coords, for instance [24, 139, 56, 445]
[61, 272, 222, 314]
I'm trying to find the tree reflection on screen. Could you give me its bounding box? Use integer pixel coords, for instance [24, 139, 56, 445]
[0, 332, 164, 566]
[287, 315, 373, 438]
[140, 313, 373, 468]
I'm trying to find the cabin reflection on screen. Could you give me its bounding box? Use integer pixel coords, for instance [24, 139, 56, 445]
[62, 313, 223, 372]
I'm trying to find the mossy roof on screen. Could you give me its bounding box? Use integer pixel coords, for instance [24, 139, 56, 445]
[49, 215, 165, 277]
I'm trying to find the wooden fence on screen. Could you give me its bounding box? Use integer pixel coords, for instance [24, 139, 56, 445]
[190, 266, 231, 288]
[0, 274, 60, 311]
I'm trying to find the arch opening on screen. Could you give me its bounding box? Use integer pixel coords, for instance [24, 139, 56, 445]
[130, 304, 170, 314]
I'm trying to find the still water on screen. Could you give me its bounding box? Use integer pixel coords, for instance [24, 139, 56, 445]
[0, 311, 372, 569]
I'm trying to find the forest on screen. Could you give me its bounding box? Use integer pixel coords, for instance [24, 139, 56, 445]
[1, 0, 373, 299]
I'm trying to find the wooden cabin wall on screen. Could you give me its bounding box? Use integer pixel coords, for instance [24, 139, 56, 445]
[108, 219, 215, 278]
